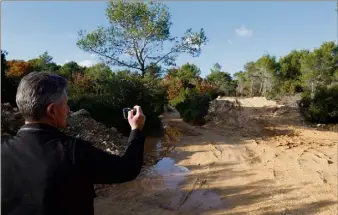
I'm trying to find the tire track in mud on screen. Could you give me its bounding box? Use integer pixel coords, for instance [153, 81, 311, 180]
[207, 141, 223, 159]
[255, 132, 337, 192]
[171, 140, 224, 211]
[176, 178, 208, 210]
[244, 129, 337, 187]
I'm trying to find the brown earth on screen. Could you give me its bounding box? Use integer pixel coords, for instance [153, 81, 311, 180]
[93, 97, 338, 215]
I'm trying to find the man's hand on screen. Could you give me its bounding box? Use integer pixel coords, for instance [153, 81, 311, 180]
[128, 105, 146, 131]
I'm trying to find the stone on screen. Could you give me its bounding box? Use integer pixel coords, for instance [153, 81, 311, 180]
[71, 109, 91, 117]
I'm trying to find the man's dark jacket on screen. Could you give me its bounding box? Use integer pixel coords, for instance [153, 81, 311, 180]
[1, 123, 145, 215]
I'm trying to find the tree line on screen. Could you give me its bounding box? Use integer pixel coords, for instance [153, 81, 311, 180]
[234, 41, 338, 99]
[2, 39, 337, 125]
[2, 0, 337, 129]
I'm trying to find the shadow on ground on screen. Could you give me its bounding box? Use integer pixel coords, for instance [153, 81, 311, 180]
[93, 103, 337, 215]
[94, 161, 336, 215]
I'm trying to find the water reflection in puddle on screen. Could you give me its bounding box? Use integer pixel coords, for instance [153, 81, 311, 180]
[152, 157, 189, 189]
[95, 135, 223, 212]
[141, 137, 223, 211]
[137, 157, 189, 191]
[126, 137, 190, 191]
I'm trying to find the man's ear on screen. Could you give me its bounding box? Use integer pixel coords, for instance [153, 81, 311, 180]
[46, 103, 56, 118]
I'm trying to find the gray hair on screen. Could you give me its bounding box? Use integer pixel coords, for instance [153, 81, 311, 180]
[16, 72, 68, 121]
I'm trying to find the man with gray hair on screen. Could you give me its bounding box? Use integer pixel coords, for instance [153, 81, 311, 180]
[1, 72, 146, 215]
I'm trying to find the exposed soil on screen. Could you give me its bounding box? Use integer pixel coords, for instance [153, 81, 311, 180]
[93, 97, 338, 215]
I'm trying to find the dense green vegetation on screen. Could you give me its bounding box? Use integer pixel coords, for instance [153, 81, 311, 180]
[233, 41, 338, 124]
[299, 85, 338, 124]
[1, 0, 337, 134]
[234, 42, 338, 98]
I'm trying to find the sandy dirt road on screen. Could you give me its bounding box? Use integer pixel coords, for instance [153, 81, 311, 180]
[94, 98, 338, 215]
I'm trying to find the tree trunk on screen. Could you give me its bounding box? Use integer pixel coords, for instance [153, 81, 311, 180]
[250, 80, 253, 97]
[259, 80, 263, 95]
[240, 83, 243, 96]
[262, 78, 266, 95]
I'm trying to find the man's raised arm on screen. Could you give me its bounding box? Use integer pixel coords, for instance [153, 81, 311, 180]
[74, 106, 146, 184]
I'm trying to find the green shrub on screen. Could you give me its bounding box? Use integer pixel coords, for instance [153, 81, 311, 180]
[141, 76, 168, 115]
[1, 52, 20, 107]
[169, 87, 199, 107]
[280, 80, 303, 95]
[175, 92, 212, 125]
[68, 76, 165, 136]
[1, 76, 19, 107]
[264, 91, 280, 101]
[299, 85, 338, 124]
[205, 88, 219, 100]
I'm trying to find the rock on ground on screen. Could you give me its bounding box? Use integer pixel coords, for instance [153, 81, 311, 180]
[64, 110, 128, 155]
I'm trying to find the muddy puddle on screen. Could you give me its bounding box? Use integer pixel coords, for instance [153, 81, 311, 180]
[95, 131, 223, 213]
[96, 136, 188, 193]
[138, 136, 190, 190]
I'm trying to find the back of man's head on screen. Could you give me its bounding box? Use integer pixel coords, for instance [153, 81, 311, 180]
[16, 72, 68, 122]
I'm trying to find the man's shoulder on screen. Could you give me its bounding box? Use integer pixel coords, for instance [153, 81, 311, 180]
[1, 135, 13, 143]
[1, 134, 26, 149]
[1, 136, 16, 150]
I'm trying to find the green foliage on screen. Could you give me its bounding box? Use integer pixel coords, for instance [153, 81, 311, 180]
[234, 71, 249, 96]
[234, 41, 338, 103]
[68, 95, 162, 137]
[144, 63, 163, 78]
[163, 62, 219, 125]
[3, 28, 338, 131]
[58, 61, 85, 82]
[206, 63, 236, 96]
[1, 51, 19, 106]
[279, 79, 303, 95]
[142, 72, 168, 114]
[165, 63, 202, 107]
[77, 0, 207, 76]
[169, 87, 199, 107]
[168, 63, 201, 82]
[164, 63, 213, 124]
[68, 74, 165, 136]
[28, 51, 59, 72]
[84, 63, 114, 81]
[175, 92, 211, 125]
[300, 41, 338, 93]
[1, 50, 8, 85]
[299, 85, 338, 123]
[279, 50, 308, 81]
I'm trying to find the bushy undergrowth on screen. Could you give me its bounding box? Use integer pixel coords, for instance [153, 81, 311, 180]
[299, 85, 338, 124]
[68, 75, 166, 136]
[175, 92, 212, 125]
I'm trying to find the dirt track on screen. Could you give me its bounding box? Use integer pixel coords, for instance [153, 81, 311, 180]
[94, 97, 338, 215]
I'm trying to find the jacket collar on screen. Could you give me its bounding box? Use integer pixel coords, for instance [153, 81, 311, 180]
[18, 123, 63, 135]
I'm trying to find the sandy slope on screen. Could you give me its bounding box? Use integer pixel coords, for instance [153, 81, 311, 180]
[94, 98, 337, 215]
